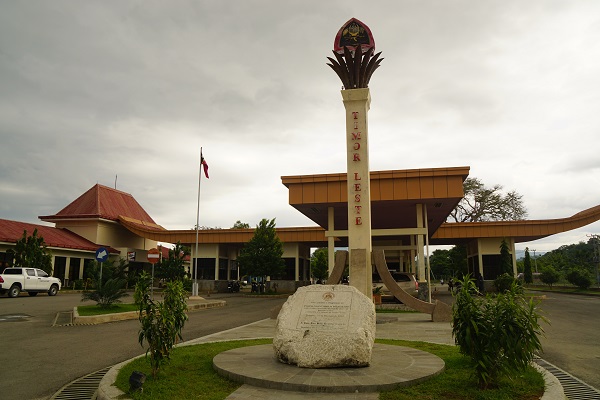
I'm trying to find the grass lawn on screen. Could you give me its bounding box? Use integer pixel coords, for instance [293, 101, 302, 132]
[77, 303, 139, 316]
[115, 339, 544, 400]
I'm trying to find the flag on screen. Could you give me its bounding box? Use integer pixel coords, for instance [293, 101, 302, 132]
[201, 152, 209, 179]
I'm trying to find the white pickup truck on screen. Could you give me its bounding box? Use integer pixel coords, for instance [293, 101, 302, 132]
[0, 267, 62, 297]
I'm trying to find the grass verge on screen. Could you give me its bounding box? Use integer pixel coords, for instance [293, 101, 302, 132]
[115, 339, 544, 400]
[77, 303, 139, 316]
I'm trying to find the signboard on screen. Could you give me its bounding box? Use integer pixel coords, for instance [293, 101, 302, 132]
[127, 251, 136, 262]
[95, 247, 109, 262]
[147, 248, 160, 264]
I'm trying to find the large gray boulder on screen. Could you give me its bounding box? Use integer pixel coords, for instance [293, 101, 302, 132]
[273, 284, 376, 368]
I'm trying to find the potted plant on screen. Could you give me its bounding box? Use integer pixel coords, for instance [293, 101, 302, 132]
[372, 286, 383, 305]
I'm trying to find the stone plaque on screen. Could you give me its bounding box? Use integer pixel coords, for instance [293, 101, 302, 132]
[273, 284, 376, 368]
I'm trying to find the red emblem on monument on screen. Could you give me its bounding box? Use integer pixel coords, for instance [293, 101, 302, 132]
[333, 18, 375, 54]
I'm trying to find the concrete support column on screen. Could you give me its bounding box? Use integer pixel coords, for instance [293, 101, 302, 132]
[327, 207, 335, 276]
[78, 258, 84, 280]
[415, 204, 426, 282]
[64, 256, 71, 286]
[342, 88, 372, 297]
[214, 245, 219, 281]
[510, 238, 518, 277]
[295, 245, 300, 281]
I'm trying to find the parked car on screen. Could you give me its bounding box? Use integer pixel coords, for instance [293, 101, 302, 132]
[372, 271, 419, 301]
[0, 267, 61, 297]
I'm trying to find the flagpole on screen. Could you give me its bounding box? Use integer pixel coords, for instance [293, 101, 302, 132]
[193, 148, 202, 297]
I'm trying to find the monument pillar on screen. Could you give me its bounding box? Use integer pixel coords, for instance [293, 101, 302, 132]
[327, 17, 383, 298]
[343, 88, 373, 296]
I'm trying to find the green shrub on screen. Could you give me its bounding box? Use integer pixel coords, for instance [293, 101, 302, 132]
[539, 266, 560, 288]
[566, 268, 593, 289]
[137, 279, 188, 378]
[81, 278, 128, 308]
[452, 276, 546, 389]
[493, 273, 521, 293]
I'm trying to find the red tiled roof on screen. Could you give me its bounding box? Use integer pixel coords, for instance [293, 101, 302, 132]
[39, 184, 156, 224]
[0, 219, 118, 253]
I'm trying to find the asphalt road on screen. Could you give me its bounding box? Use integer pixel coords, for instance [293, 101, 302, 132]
[0, 289, 598, 399]
[0, 292, 288, 400]
[535, 292, 600, 389]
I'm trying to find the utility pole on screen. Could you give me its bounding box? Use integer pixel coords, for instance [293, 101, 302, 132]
[531, 249, 538, 273]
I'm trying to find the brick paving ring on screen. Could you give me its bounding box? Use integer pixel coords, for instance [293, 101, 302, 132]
[213, 343, 444, 393]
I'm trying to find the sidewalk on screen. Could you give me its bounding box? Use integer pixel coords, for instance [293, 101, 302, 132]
[97, 311, 566, 400]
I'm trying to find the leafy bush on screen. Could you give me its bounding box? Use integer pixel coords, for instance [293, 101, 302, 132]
[81, 278, 128, 307]
[539, 266, 560, 288]
[137, 279, 188, 378]
[566, 268, 593, 289]
[493, 273, 521, 293]
[452, 276, 546, 389]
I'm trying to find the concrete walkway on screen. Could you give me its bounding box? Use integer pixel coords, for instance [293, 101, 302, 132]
[97, 311, 566, 400]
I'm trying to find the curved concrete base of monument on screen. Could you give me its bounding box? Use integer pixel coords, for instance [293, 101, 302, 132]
[213, 343, 445, 393]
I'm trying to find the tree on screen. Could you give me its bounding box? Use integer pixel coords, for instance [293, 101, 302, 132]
[237, 218, 284, 282]
[310, 248, 329, 282]
[449, 177, 528, 223]
[137, 274, 188, 378]
[539, 266, 560, 288]
[429, 245, 468, 278]
[155, 242, 189, 282]
[232, 220, 250, 229]
[523, 247, 533, 284]
[500, 239, 513, 276]
[81, 259, 129, 308]
[452, 276, 545, 389]
[8, 229, 52, 275]
[566, 268, 593, 289]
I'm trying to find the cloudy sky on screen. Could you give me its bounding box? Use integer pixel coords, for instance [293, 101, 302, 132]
[1, 1, 599, 253]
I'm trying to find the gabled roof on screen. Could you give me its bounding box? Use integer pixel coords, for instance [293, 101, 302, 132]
[39, 184, 157, 225]
[0, 219, 118, 253]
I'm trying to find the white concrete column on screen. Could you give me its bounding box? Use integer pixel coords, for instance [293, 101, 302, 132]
[416, 204, 426, 282]
[214, 245, 219, 280]
[342, 88, 373, 297]
[294, 244, 300, 281]
[64, 256, 71, 285]
[327, 207, 335, 275]
[78, 258, 84, 280]
[510, 238, 518, 277]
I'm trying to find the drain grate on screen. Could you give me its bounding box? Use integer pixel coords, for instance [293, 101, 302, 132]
[535, 358, 600, 400]
[53, 311, 73, 327]
[50, 367, 110, 400]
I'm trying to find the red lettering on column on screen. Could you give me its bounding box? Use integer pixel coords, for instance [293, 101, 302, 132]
[355, 205, 362, 214]
[351, 132, 362, 140]
[354, 172, 361, 180]
[354, 121, 358, 129]
[352, 112, 359, 119]
[353, 142, 360, 150]
[355, 194, 361, 202]
[356, 217, 362, 225]
[353, 153, 361, 161]
[354, 183, 361, 191]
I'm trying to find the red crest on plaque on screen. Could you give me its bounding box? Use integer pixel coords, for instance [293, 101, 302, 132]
[333, 18, 375, 54]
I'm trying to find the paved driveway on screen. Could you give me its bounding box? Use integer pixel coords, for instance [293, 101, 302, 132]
[0, 292, 287, 400]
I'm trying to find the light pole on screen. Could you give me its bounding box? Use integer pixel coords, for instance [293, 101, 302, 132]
[532, 249, 538, 273]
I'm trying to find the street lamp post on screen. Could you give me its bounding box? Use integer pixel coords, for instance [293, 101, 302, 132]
[532, 249, 538, 273]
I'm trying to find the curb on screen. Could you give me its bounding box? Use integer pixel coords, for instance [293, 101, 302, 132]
[73, 300, 226, 325]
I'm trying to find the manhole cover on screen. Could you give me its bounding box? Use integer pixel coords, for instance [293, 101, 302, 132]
[0, 314, 32, 322]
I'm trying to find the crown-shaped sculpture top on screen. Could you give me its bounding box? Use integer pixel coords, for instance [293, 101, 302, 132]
[333, 18, 375, 54]
[327, 18, 383, 89]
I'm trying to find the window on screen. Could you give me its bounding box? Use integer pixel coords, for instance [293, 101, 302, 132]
[26, 269, 36, 276]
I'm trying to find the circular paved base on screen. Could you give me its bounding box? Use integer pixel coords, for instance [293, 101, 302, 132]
[213, 343, 444, 393]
